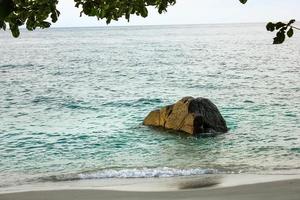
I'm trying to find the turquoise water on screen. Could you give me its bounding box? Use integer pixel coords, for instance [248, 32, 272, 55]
[0, 24, 299, 188]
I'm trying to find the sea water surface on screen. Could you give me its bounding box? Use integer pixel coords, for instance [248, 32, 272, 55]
[0, 24, 300, 189]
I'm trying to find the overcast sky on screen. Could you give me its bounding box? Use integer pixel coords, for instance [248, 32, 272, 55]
[53, 0, 300, 27]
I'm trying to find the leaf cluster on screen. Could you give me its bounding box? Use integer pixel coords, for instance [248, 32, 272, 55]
[0, 0, 60, 37]
[239, 0, 298, 44]
[75, 0, 176, 24]
[266, 20, 296, 44]
[0, 0, 176, 37]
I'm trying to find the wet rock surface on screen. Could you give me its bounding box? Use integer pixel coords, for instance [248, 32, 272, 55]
[143, 97, 228, 135]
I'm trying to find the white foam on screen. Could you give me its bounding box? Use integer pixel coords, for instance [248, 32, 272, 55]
[77, 167, 218, 179]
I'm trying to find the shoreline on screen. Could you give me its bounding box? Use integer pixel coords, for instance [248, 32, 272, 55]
[0, 178, 300, 200]
[1, 174, 300, 193]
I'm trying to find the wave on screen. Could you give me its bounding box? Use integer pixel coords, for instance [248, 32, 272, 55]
[40, 167, 219, 182]
[101, 98, 164, 108]
[31, 96, 99, 111]
[0, 63, 34, 69]
[31, 97, 162, 111]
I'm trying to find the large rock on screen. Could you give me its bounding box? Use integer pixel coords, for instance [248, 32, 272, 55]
[143, 97, 228, 135]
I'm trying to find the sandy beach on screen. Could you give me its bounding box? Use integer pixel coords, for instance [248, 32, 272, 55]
[1, 179, 300, 200]
[1, 175, 300, 200]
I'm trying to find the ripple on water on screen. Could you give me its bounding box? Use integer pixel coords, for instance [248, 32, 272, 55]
[0, 24, 300, 188]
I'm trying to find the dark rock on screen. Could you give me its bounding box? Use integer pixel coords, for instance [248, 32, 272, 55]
[143, 97, 228, 135]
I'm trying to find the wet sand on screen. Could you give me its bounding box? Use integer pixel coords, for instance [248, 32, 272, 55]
[1, 176, 300, 200]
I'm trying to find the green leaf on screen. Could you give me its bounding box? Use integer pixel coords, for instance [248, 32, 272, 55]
[82, 2, 92, 15]
[275, 22, 286, 30]
[287, 19, 296, 26]
[0, 20, 6, 30]
[75, 2, 81, 8]
[239, 0, 247, 4]
[273, 30, 285, 44]
[141, 7, 148, 18]
[40, 21, 51, 28]
[51, 12, 58, 23]
[10, 24, 20, 38]
[266, 22, 275, 32]
[287, 28, 294, 38]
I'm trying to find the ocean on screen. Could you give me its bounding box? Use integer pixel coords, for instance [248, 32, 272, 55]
[0, 24, 299, 189]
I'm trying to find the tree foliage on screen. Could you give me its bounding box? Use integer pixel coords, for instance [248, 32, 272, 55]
[0, 0, 175, 38]
[239, 0, 298, 44]
[0, 0, 298, 44]
[266, 20, 298, 44]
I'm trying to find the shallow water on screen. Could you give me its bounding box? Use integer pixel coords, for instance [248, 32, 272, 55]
[0, 24, 300, 188]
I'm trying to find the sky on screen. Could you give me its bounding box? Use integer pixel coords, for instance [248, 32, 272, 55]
[53, 0, 300, 27]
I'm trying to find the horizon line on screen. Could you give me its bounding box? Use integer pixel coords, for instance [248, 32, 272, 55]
[49, 21, 272, 29]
